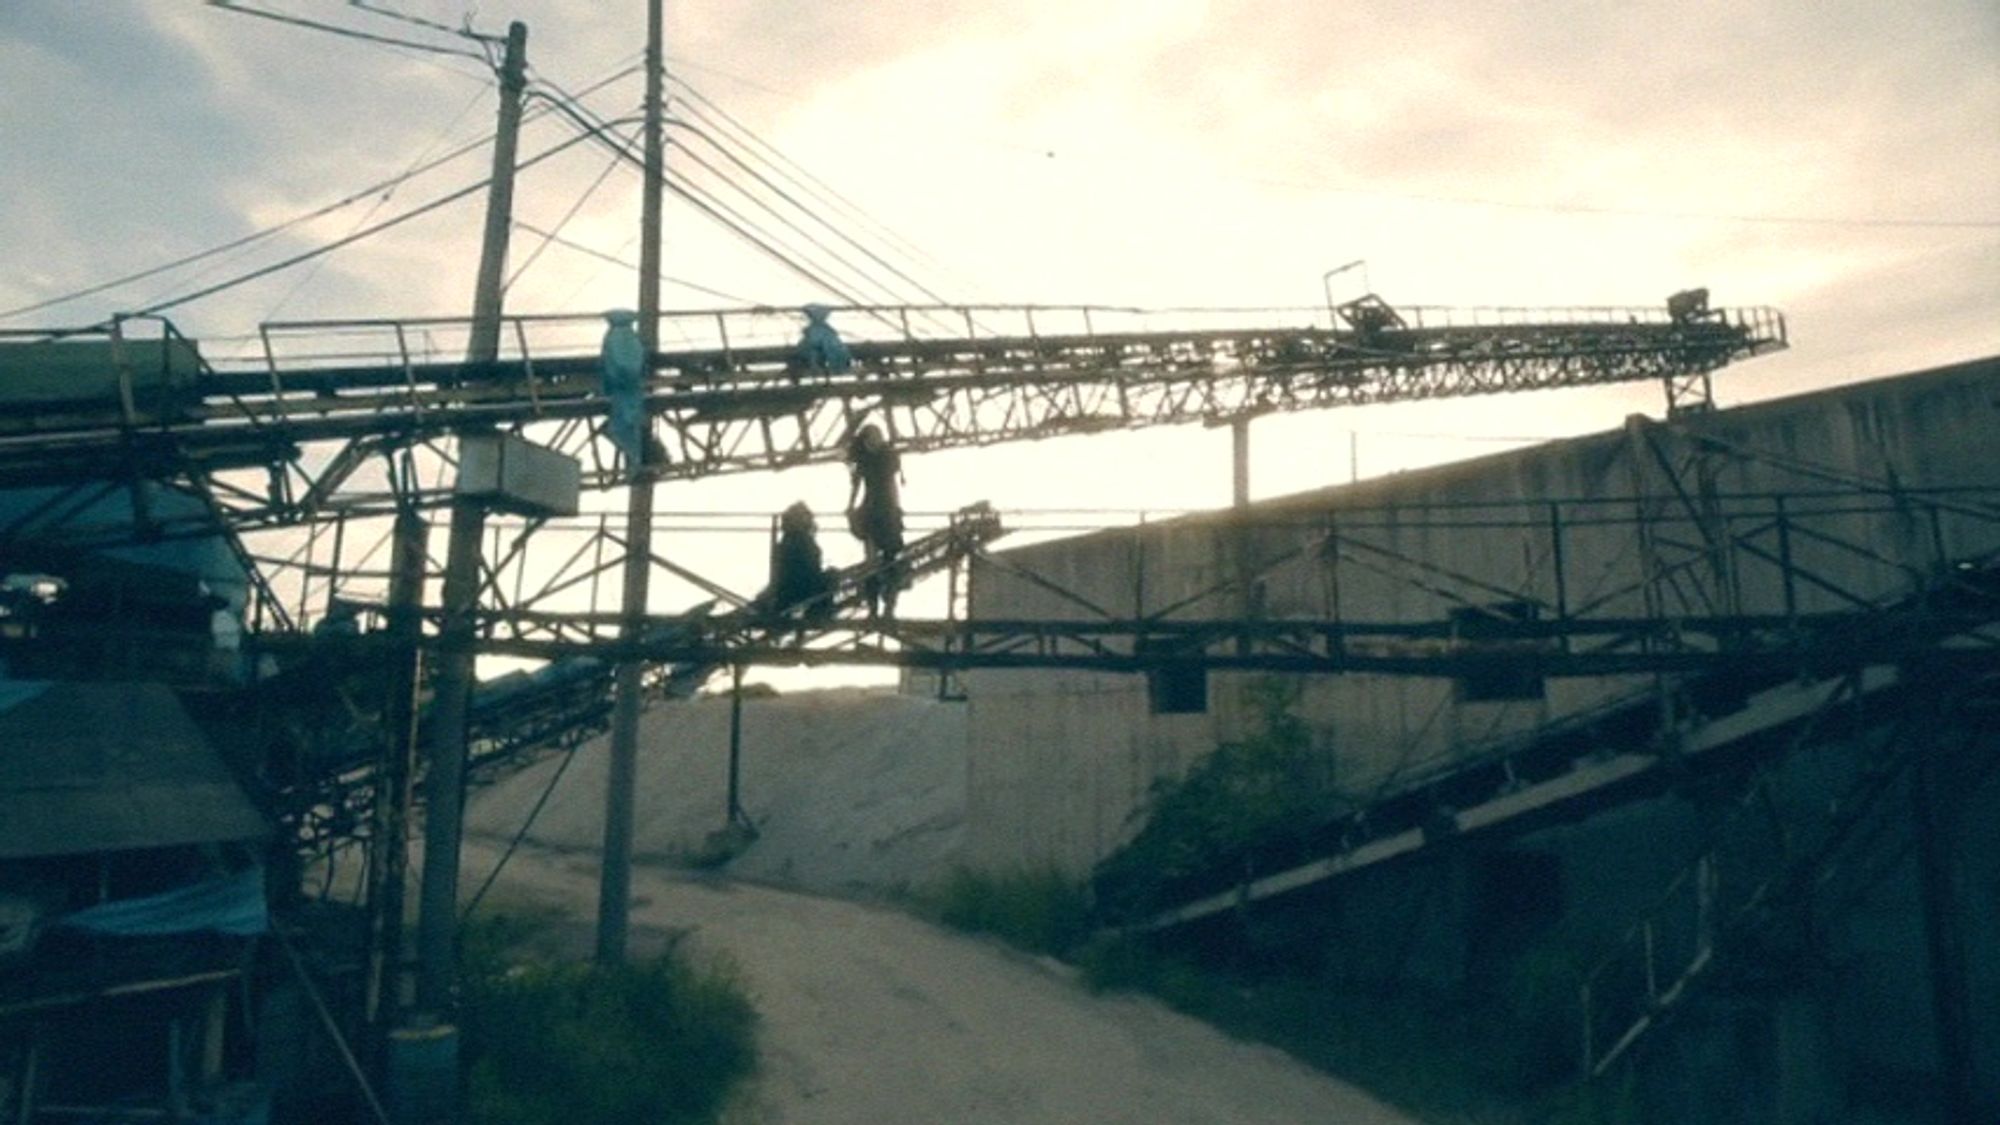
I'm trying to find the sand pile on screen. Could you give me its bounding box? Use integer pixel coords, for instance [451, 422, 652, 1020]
[465, 686, 967, 897]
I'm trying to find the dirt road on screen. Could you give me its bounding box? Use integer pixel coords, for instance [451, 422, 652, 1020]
[471, 841, 1418, 1125]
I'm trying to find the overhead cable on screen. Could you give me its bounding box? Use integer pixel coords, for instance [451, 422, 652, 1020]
[504, 123, 642, 291]
[203, 83, 495, 331]
[667, 116, 958, 308]
[346, 0, 501, 43]
[666, 139, 923, 310]
[205, 0, 485, 60]
[530, 91, 878, 312]
[510, 221, 755, 304]
[1, 132, 494, 321]
[9, 61, 645, 323]
[672, 80, 979, 294]
[125, 123, 622, 318]
[533, 75, 925, 306]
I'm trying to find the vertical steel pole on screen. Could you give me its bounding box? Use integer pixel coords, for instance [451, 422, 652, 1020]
[1231, 416, 1250, 510]
[727, 664, 746, 826]
[365, 509, 426, 1026]
[597, 0, 665, 966]
[1912, 720, 1978, 1124]
[414, 21, 528, 1016]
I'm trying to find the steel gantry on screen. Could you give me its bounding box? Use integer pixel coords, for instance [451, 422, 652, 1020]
[0, 288, 1797, 1058]
[0, 296, 1784, 542]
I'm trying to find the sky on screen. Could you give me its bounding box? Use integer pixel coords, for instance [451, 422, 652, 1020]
[2, 1, 1996, 681]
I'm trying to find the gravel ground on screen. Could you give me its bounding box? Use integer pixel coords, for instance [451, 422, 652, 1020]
[470, 841, 1419, 1125]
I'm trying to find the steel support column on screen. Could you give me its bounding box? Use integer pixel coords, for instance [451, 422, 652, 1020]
[596, 0, 665, 966]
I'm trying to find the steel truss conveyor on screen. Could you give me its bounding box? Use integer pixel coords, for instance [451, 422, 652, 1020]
[0, 297, 1785, 530]
[252, 502, 1003, 854]
[458, 501, 1004, 774]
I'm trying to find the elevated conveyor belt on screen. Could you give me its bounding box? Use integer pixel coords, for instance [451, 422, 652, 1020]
[461, 501, 1003, 774]
[0, 300, 1785, 527]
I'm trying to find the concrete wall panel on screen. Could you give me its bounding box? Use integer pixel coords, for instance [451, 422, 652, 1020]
[964, 357, 2000, 880]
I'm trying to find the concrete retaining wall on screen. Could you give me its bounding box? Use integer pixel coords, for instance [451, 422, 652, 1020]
[963, 356, 2000, 877]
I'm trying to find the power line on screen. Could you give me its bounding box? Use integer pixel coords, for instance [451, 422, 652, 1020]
[7, 60, 647, 325]
[535, 72, 954, 315]
[127, 123, 618, 318]
[207, 83, 496, 334]
[671, 80, 983, 296]
[510, 221, 754, 304]
[1, 131, 495, 322]
[666, 138, 924, 309]
[667, 116, 958, 307]
[205, 0, 486, 60]
[346, 0, 502, 43]
[504, 136, 636, 291]
[530, 90, 878, 311]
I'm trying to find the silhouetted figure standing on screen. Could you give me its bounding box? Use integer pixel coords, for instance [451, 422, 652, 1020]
[845, 423, 904, 618]
[762, 501, 833, 627]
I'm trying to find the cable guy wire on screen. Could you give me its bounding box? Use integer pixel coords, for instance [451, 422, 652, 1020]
[510, 221, 755, 304]
[504, 127, 639, 291]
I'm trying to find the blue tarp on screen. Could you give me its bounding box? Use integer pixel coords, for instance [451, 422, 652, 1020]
[0, 679, 52, 715]
[599, 309, 646, 472]
[796, 305, 852, 373]
[0, 485, 250, 615]
[59, 865, 268, 937]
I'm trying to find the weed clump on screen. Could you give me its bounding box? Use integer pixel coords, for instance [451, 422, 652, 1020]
[922, 864, 1092, 957]
[458, 915, 757, 1125]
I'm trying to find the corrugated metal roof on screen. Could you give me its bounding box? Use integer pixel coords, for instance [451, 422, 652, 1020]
[0, 680, 267, 858]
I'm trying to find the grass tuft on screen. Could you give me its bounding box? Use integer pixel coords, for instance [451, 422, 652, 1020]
[921, 864, 1093, 957]
[459, 914, 758, 1125]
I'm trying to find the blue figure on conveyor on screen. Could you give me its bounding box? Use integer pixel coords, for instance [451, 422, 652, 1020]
[599, 309, 648, 478]
[794, 303, 852, 375]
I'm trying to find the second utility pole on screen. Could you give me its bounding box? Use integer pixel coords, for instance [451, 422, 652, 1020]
[416, 18, 528, 1015]
[596, 0, 665, 966]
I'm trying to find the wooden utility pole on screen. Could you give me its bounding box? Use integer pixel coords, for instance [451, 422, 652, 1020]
[596, 0, 664, 966]
[415, 19, 528, 1015]
[466, 21, 529, 367]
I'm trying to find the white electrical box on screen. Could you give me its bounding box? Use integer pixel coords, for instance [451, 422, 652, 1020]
[455, 432, 581, 517]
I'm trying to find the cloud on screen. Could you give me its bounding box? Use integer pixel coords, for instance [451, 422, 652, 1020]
[4, 1, 1992, 385]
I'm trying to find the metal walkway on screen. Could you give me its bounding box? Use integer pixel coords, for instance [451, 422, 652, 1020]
[0, 299, 1785, 533]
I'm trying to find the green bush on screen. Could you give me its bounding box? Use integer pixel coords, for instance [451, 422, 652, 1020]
[924, 864, 1092, 957]
[459, 918, 757, 1125]
[1094, 678, 1331, 918]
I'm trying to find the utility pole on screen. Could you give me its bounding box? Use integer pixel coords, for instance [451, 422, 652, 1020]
[596, 0, 664, 966]
[415, 19, 527, 1016]
[467, 21, 529, 367]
